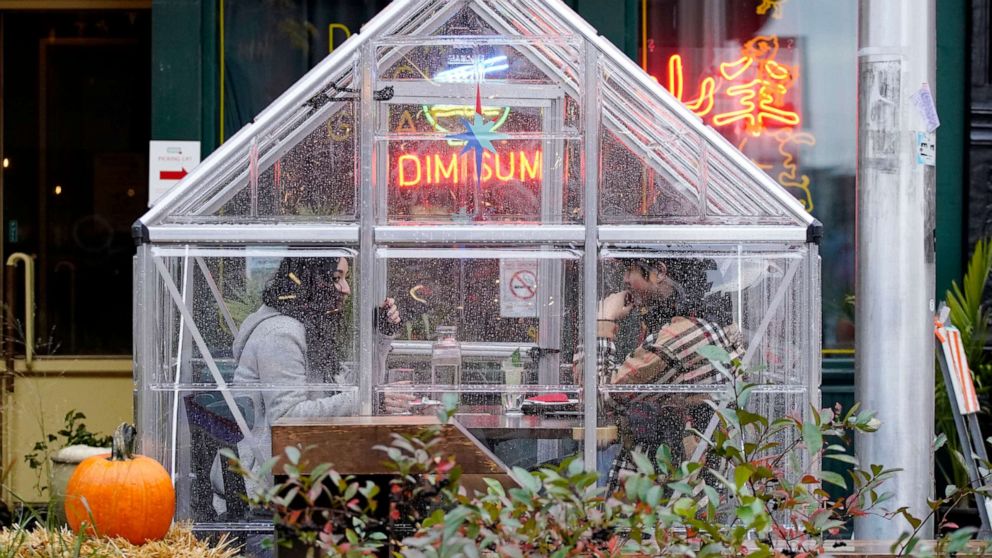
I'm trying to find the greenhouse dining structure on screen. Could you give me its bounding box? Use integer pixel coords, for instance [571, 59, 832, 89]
[133, 0, 821, 536]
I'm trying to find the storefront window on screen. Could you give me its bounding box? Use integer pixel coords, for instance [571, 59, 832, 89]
[641, 0, 856, 352]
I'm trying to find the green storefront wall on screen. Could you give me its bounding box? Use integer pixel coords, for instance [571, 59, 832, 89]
[150, 0, 969, 415]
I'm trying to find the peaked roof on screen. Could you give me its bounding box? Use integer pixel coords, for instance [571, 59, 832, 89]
[137, 0, 816, 242]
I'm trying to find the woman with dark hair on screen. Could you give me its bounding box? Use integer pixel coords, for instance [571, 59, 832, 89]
[587, 257, 744, 493]
[233, 256, 409, 481]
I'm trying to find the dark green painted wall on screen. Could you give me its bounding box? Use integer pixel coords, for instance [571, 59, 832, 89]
[936, 0, 967, 301]
[151, 0, 206, 152]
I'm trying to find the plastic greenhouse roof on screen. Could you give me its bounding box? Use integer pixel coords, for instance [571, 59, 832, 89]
[136, 0, 818, 244]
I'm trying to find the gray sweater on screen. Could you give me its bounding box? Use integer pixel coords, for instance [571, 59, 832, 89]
[233, 305, 392, 484]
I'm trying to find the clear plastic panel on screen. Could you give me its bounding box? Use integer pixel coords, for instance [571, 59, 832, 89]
[142, 385, 357, 528]
[166, 60, 360, 223]
[382, 0, 468, 37]
[599, 128, 702, 223]
[375, 246, 583, 470]
[380, 99, 578, 137]
[594, 385, 806, 496]
[381, 138, 581, 223]
[207, 108, 359, 220]
[424, 3, 501, 36]
[704, 151, 795, 224]
[597, 243, 811, 387]
[590, 241, 814, 490]
[375, 38, 581, 91]
[474, 0, 578, 38]
[142, 246, 362, 527]
[598, 57, 807, 226]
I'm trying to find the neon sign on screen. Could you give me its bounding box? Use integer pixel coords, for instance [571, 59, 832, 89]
[655, 35, 815, 210]
[395, 150, 542, 188]
[712, 36, 800, 134]
[756, 0, 788, 19]
[663, 36, 800, 135]
[434, 55, 509, 83]
[422, 104, 512, 146]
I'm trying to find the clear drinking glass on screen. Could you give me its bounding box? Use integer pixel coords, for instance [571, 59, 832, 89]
[501, 359, 524, 415]
[430, 326, 462, 386]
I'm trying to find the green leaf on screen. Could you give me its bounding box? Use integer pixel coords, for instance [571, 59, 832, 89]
[802, 420, 823, 456]
[820, 470, 847, 489]
[672, 496, 696, 516]
[825, 453, 859, 466]
[511, 348, 522, 367]
[734, 464, 754, 490]
[646, 485, 663, 508]
[696, 344, 731, 363]
[511, 466, 541, 493]
[737, 409, 768, 428]
[934, 432, 948, 452]
[484, 477, 506, 497]
[631, 451, 655, 475]
[284, 445, 301, 465]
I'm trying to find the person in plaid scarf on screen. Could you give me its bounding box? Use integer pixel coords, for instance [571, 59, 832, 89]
[584, 257, 745, 494]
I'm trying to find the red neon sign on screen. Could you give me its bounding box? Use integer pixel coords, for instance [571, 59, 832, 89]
[394, 150, 542, 188]
[662, 36, 802, 136]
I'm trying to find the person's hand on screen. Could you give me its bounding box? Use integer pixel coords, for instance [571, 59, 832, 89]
[382, 298, 401, 325]
[383, 381, 416, 414]
[377, 298, 402, 335]
[597, 291, 634, 321]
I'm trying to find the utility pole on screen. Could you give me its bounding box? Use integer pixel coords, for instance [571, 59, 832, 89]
[855, 0, 936, 539]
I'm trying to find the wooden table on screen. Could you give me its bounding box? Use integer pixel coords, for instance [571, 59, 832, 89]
[453, 409, 617, 445]
[270, 415, 516, 491]
[453, 412, 580, 440]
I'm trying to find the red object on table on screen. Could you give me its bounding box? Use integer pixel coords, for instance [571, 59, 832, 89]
[527, 393, 570, 403]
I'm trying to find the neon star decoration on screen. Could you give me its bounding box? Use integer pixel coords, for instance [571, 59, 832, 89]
[445, 83, 507, 184]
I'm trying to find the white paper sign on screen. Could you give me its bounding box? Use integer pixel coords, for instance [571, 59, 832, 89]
[148, 140, 200, 206]
[499, 259, 538, 318]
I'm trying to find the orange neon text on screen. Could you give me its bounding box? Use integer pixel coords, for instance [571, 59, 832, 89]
[395, 150, 542, 188]
[661, 36, 802, 135]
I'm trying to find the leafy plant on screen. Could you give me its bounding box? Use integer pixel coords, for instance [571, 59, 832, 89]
[945, 238, 992, 386]
[222, 443, 388, 556]
[22, 410, 111, 497]
[223, 347, 992, 557]
[400, 345, 896, 557]
[24, 411, 111, 472]
[939, 238, 992, 488]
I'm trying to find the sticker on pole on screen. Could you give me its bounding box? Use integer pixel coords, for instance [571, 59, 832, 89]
[148, 140, 201, 206]
[500, 259, 538, 318]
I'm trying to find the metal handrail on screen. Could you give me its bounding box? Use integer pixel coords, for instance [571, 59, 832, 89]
[6, 253, 34, 367]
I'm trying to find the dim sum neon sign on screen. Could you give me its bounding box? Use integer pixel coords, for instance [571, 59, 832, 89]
[395, 150, 542, 188]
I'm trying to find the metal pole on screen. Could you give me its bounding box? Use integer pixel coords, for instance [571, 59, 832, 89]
[855, 0, 936, 539]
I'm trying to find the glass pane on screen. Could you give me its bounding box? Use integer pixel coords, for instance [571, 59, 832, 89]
[595, 245, 813, 481]
[144, 247, 362, 525]
[168, 64, 360, 223]
[376, 246, 583, 471]
[382, 138, 580, 223]
[376, 39, 581, 89]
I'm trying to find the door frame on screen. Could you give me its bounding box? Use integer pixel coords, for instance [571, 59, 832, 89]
[0, 1, 150, 504]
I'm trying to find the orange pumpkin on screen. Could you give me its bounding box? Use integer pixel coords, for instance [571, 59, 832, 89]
[64, 423, 175, 544]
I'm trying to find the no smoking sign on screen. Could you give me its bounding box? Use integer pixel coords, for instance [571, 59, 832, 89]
[500, 259, 538, 317]
[509, 270, 537, 300]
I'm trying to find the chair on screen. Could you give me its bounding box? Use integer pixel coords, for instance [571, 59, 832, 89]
[183, 393, 255, 522]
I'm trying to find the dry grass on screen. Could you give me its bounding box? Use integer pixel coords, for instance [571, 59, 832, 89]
[0, 523, 242, 557]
